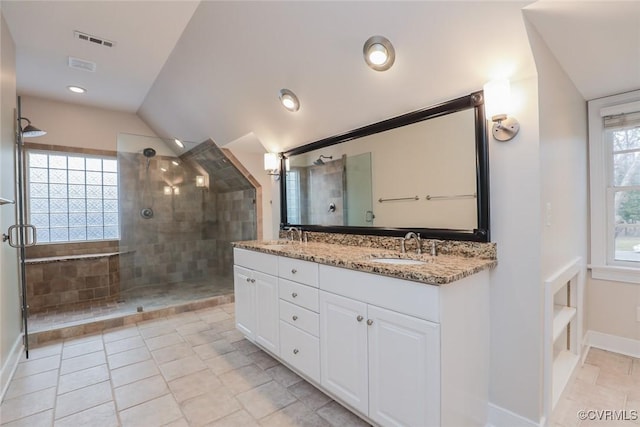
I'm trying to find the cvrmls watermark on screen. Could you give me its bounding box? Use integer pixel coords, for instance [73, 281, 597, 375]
[578, 410, 639, 421]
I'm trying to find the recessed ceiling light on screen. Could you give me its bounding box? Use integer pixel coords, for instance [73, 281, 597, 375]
[174, 138, 184, 148]
[160, 167, 167, 172]
[363, 36, 395, 71]
[67, 85, 86, 94]
[279, 89, 300, 112]
[171, 160, 180, 166]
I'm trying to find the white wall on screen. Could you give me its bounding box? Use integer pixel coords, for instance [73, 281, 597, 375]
[20, 96, 157, 151]
[587, 278, 640, 341]
[0, 10, 22, 399]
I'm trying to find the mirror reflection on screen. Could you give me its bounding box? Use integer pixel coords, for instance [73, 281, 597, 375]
[285, 108, 477, 230]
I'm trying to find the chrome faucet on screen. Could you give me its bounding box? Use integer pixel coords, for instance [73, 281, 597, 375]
[430, 241, 437, 257]
[401, 232, 422, 254]
[286, 227, 303, 243]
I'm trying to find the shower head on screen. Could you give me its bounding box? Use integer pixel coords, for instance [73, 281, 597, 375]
[143, 148, 156, 158]
[313, 155, 333, 166]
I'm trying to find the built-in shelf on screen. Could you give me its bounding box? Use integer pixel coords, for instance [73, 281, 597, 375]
[0, 197, 15, 206]
[553, 305, 577, 343]
[552, 349, 580, 406]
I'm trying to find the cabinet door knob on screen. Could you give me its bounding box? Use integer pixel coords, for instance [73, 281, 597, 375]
[356, 315, 364, 322]
[293, 348, 299, 355]
[367, 319, 373, 326]
[291, 268, 297, 274]
[251, 278, 256, 283]
[292, 292, 298, 298]
[292, 315, 298, 321]
[245, 277, 251, 283]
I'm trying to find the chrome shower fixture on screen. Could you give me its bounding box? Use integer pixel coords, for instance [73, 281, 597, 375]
[313, 155, 333, 166]
[143, 147, 156, 158]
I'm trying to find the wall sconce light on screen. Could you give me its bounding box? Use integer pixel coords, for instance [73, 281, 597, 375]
[483, 79, 520, 142]
[264, 152, 281, 180]
[363, 35, 395, 72]
[279, 89, 300, 112]
[195, 175, 206, 188]
[19, 117, 47, 137]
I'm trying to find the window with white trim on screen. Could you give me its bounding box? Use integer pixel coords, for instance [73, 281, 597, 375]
[27, 150, 120, 243]
[589, 90, 640, 282]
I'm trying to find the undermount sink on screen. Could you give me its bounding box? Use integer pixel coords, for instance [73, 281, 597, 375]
[261, 241, 298, 249]
[370, 257, 427, 265]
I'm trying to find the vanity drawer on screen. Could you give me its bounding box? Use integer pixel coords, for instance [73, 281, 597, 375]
[279, 279, 319, 312]
[234, 249, 278, 276]
[278, 257, 318, 287]
[279, 299, 319, 337]
[279, 320, 320, 383]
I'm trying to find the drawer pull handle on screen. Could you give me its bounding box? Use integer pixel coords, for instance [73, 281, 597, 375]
[356, 315, 364, 322]
[367, 319, 374, 326]
[245, 277, 251, 283]
[291, 268, 297, 274]
[293, 348, 299, 355]
[292, 315, 298, 321]
[292, 292, 298, 298]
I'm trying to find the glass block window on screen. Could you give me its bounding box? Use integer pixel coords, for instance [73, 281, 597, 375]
[27, 150, 119, 243]
[285, 169, 302, 224]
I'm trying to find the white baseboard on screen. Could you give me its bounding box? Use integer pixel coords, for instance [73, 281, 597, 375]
[487, 402, 542, 427]
[585, 330, 640, 358]
[0, 333, 24, 403]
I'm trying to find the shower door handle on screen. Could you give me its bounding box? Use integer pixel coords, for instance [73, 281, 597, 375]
[2, 224, 37, 248]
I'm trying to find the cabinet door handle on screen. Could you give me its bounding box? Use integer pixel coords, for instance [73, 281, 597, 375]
[356, 315, 364, 322]
[293, 348, 299, 355]
[251, 279, 256, 283]
[367, 319, 374, 326]
[291, 268, 297, 274]
[292, 292, 298, 298]
[246, 277, 251, 283]
[292, 315, 298, 321]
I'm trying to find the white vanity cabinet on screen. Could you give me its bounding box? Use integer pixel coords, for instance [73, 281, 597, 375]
[233, 249, 279, 355]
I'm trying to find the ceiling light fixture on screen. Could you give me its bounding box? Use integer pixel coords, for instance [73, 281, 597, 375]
[279, 89, 300, 112]
[67, 85, 86, 94]
[363, 35, 395, 71]
[174, 138, 184, 148]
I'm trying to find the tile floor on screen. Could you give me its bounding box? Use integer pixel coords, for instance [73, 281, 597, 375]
[29, 277, 234, 333]
[551, 348, 640, 427]
[1, 302, 370, 427]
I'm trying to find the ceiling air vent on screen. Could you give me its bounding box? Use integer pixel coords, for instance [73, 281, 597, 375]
[68, 56, 97, 73]
[74, 30, 115, 48]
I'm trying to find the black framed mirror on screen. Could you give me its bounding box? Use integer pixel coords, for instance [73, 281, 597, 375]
[279, 90, 490, 242]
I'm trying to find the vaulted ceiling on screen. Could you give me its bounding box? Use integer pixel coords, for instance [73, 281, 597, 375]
[2, 1, 639, 153]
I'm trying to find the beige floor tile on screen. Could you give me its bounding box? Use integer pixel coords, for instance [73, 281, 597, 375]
[181, 388, 241, 426]
[316, 401, 371, 427]
[110, 358, 160, 388]
[53, 401, 118, 427]
[60, 350, 106, 375]
[551, 394, 584, 427]
[184, 330, 223, 347]
[136, 317, 171, 330]
[107, 346, 151, 370]
[114, 375, 169, 410]
[0, 387, 56, 424]
[596, 370, 640, 398]
[586, 349, 633, 375]
[152, 342, 195, 364]
[13, 355, 60, 379]
[193, 339, 236, 360]
[145, 332, 184, 351]
[206, 351, 252, 375]
[219, 364, 273, 395]
[237, 380, 297, 419]
[168, 370, 223, 403]
[267, 365, 303, 388]
[248, 351, 280, 370]
[220, 329, 245, 343]
[259, 401, 329, 427]
[139, 323, 176, 339]
[200, 310, 231, 325]
[54, 381, 112, 419]
[159, 355, 207, 382]
[62, 339, 104, 359]
[565, 380, 627, 409]
[209, 409, 258, 427]
[0, 409, 53, 427]
[102, 326, 140, 343]
[119, 394, 183, 427]
[625, 399, 640, 425]
[166, 312, 201, 327]
[58, 364, 110, 394]
[175, 321, 211, 336]
[63, 334, 102, 347]
[576, 363, 600, 385]
[24, 342, 62, 361]
[104, 335, 145, 355]
[288, 381, 333, 411]
[4, 369, 59, 400]
[163, 417, 191, 427]
[232, 339, 261, 355]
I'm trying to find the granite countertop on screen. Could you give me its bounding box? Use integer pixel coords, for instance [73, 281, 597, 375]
[233, 240, 497, 285]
